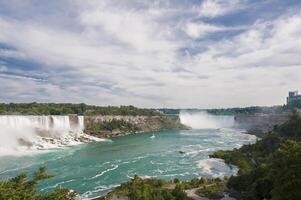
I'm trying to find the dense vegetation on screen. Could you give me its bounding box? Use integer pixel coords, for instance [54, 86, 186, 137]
[0, 103, 161, 116]
[87, 119, 140, 133]
[206, 106, 285, 115]
[211, 110, 301, 200]
[286, 98, 301, 109]
[0, 167, 225, 200]
[157, 109, 181, 115]
[101, 176, 188, 200]
[0, 166, 76, 200]
[158, 106, 285, 116]
[196, 181, 225, 198]
[0, 102, 295, 116]
[273, 109, 301, 138]
[101, 176, 225, 200]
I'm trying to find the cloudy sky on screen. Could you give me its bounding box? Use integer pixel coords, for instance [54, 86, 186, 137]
[0, 0, 301, 108]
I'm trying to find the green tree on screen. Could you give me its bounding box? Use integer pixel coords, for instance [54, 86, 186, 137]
[269, 140, 301, 200]
[274, 110, 301, 138]
[172, 185, 188, 200]
[0, 166, 76, 200]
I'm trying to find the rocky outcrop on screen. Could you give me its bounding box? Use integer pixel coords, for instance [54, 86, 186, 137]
[234, 113, 289, 134]
[84, 115, 187, 138]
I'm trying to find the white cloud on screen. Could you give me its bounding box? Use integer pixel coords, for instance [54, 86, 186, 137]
[197, 0, 242, 18]
[184, 22, 223, 38]
[183, 21, 244, 39]
[194, 13, 301, 70]
[80, 11, 164, 52]
[0, 49, 26, 59]
[0, 1, 300, 107]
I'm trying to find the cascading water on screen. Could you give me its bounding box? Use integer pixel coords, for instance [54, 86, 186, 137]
[51, 116, 71, 134]
[0, 115, 96, 156]
[78, 116, 85, 133]
[179, 110, 235, 129]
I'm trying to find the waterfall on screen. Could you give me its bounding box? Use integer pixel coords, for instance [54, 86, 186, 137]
[0, 115, 51, 131]
[179, 111, 234, 129]
[0, 115, 82, 135]
[0, 115, 95, 156]
[78, 116, 85, 132]
[51, 116, 71, 133]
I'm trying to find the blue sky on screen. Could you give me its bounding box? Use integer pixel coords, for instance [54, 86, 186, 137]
[0, 0, 301, 108]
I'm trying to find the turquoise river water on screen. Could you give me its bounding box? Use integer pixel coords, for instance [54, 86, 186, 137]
[0, 128, 256, 198]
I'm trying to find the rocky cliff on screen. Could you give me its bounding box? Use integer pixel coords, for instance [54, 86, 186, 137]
[84, 115, 187, 138]
[234, 113, 289, 135]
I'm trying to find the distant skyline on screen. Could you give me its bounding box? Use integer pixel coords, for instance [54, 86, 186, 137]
[0, 0, 301, 108]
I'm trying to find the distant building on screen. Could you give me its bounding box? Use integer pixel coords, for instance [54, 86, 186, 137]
[287, 91, 301, 105]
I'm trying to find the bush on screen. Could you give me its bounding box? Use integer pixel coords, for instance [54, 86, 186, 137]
[197, 182, 225, 198]
[102, 176, 189, 200]
[274, 110, 301, 138]
[0, 166, 76, 200]
[269, 140, 301, 200]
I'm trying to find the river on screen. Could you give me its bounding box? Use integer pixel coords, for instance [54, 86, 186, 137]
[0, 123, 255, 198]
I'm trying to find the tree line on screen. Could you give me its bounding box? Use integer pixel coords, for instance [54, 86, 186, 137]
[0, 103, 161, 116]
[158, 105, 287, 116]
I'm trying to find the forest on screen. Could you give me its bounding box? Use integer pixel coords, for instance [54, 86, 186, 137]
[0, 103, 161, 116]
[211, 110, 301, 200]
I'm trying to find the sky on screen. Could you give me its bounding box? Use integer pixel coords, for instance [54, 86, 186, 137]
[0, 0, 301, 108]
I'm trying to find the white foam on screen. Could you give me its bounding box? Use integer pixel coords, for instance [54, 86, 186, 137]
[197, 158, 238, 178]
[0, 115, 102, 156]
[88, 165, 119, 180]
[160, 172, 190, 177]
[40, 179, 75, 191]
[81, 184, 120, 198]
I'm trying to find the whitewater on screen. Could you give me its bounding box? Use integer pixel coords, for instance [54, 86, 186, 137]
[0, 112, 256, 198]
[0, 115, 101, 156]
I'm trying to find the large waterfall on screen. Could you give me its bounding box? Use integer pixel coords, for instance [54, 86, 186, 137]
[179, 111, 235, 129]
[0, 115, 96, 156]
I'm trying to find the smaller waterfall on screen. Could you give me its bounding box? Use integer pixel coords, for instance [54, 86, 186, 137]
[78, 116, 85, 132]
[0, 115, 96, 156]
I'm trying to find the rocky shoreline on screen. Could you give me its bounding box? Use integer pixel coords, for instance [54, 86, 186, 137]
[234, 112, 289, 137]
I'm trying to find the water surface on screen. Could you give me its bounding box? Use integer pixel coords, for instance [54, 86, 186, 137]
[0, 128, 255, 198]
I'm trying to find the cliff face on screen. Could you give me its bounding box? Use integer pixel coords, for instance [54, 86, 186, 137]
[234, 113, 289, 134]
[84, 115, 187, 138]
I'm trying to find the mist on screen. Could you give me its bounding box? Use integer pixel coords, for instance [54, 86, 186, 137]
[179, 111, 235, 129]
[0, 115, 86, 156]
